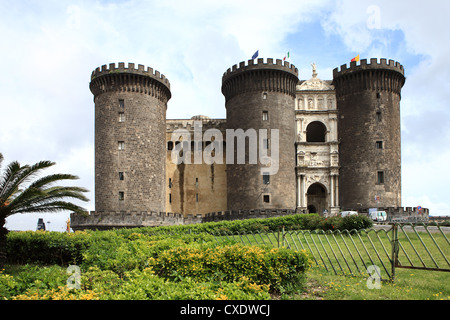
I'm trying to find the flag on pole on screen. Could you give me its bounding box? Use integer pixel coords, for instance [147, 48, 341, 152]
[283, 52, 290, 61]
[351, 55, 360, 62]
[252, 50, 259, 60]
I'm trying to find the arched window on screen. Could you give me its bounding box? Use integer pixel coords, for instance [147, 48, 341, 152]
[306, 121, 327, 142]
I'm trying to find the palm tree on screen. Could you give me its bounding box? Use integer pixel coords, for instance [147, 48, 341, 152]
[0, 152, 89, 269]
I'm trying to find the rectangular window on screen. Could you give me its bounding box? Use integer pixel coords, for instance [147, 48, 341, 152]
[376, 141, 383, 149]
[119, 191, 124, 201]
[263, 173, 270, 185]
[119, 99, 124, 108]
[262, 111, 269, 121]
[196, 193, 199, 203]
[118, 112, 125, 122]
[376, 111, 382, 122]
[118, 141, 125, 150]
[377, 171, 385, 184]
[119, 172, 124, 180]
[263, 195, 270, 203]
[263, 93, 267, 100]
[169, 193, 172, 204]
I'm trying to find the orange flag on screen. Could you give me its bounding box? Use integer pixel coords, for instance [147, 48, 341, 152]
[351, 55, 360, 62]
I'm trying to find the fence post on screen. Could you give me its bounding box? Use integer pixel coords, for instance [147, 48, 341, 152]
[391, 224, 399, 282]
[277, 227, 280, 248]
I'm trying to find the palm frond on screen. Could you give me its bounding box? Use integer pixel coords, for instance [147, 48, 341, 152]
[0, 161, 27, 201]
[12, 201, 88, 215]
[0, 155, 89, 219]
[27, 173, 81, 191]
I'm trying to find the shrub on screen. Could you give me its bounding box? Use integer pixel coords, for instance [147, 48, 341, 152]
[101, 269, 271, 300]
[320, 216, 343, 231]
[6, 230, 91, 265]
[1, 264, 68, 299]
[339, 215, 373, 231]
[150, 243, 311, 292]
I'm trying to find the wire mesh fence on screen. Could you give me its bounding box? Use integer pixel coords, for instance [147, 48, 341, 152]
[209, 223, 450, 282]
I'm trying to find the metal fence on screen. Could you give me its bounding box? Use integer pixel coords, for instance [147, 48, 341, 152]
[210, 223, 450, 281]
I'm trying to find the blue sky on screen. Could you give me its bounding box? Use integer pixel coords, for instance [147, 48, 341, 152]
[1, 0, 449, 231]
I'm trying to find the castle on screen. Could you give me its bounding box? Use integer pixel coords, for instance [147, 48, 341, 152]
[71, 58, 429, 231]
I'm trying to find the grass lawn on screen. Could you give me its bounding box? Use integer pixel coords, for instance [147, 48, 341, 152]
[217, 226, 450, 300]
[216, 227, 449, 281]
[289, 265, 450, 300]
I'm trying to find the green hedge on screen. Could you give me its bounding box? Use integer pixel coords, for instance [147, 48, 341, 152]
[5, 214, 372, 266]
[115, 213, 372, 236]
[1, 265, 272, 300]
[6, 230, 92, 265]
[2, 234, 310, 299]
[151, 244, 310, 291]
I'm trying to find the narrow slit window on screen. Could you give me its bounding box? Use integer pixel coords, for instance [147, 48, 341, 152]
[119, 191, 124, 201]
[376, 111, 382, 122]
[377, 171, 385, 184]
[119, 172, 124, 180]
[119, 99, 125, 108]
[263, 173, 270, 185]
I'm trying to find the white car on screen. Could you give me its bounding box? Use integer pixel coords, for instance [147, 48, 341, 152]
[369, 210, 387, 222]
[341, 211, 358, 217]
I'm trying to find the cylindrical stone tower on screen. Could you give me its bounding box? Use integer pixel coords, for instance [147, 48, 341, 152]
[90, 62, 171, 214]
[333, 58, 405, 210]
[221, 58, 298, 210]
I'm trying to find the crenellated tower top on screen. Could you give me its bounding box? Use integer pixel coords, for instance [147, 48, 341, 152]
[333, 58, 405, 97]
[222, 58, 299, 102]
[333, 58, 404, 78]
[90, 62, 171, 103]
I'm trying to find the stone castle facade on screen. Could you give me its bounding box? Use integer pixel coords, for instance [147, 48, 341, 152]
[71, 58, 429, 230]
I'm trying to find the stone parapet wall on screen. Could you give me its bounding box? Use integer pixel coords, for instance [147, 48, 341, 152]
[70, 209, 296, 231]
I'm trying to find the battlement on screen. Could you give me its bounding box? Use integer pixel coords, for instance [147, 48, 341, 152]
[70, 211, 203, 231]
[70, 209, 296, 231]
[222, 58, 298, 83]
[222, 58, 299, 101]
[354, 206, 430, 217]
[91, 62, 170, 88]
[166, 118, 227, 133]
[333, 58, 404, 79]
[70, 206, 431, 231]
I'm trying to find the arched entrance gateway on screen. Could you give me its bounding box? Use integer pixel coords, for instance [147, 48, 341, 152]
[307, 183, 328, 215]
